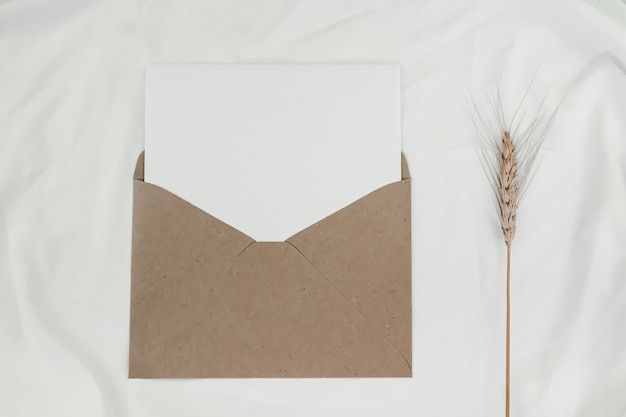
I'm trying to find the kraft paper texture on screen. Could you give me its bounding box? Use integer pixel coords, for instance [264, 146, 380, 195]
[129, 152, 412, 378]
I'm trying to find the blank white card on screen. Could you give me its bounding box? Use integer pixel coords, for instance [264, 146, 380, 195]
[145, 64, 400, 241]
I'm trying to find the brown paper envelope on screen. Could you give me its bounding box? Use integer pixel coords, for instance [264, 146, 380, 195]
[129, 152, 411, 378]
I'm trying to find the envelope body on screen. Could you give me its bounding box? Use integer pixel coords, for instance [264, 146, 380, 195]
[129, 153, 412, 378]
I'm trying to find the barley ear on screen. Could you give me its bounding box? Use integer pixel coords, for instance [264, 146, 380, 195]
[499, 131, 519, 248]
[468, 83, 559, 417]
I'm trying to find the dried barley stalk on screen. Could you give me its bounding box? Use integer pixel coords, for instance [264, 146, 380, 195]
[469, 84, 558, 417]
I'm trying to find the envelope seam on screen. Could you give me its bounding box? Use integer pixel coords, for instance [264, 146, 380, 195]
[375, 329, 412, 373]
[223, 241, 256, 272]
[285, 241, 411, 374]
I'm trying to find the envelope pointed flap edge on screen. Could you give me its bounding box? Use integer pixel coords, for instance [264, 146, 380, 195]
[132, 151, 255, 248]
[286, 158, 411, 365]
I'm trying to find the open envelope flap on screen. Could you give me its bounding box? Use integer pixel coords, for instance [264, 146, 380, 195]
[130, 152, 411, 377]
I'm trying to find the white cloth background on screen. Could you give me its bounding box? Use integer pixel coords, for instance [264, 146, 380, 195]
[1, 0, 625, 416]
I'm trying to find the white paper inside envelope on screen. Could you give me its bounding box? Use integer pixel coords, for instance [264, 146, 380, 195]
[145, 64, 400, 242]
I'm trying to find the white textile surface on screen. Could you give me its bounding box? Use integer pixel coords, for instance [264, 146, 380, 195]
[1, 0, 625, 416]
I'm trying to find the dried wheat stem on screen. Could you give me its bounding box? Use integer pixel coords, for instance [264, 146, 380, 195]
[506, 245, 511, 417]
[498, 131, 518, 417]
[499, 131, 518, 417]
